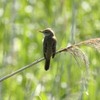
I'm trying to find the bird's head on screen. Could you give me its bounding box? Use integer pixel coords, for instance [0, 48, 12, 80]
[39, 28, 54, 36]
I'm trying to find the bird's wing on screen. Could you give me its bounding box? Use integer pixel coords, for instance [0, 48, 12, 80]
[43, 39, 47, 59]
[52, 36, 57, 58]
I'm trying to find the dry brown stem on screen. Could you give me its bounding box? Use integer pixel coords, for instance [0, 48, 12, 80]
[0, 38, 100, 82]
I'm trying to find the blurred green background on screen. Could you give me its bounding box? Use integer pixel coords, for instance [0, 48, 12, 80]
[0, 0, 100, 100]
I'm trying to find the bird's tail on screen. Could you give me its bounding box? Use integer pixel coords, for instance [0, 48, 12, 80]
[45, 59, 50, 71]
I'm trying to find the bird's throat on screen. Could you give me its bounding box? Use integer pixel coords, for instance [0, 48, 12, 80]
[44, 33, 50, 37]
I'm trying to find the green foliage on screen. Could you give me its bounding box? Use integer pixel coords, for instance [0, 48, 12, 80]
[0, 0, 100, 100]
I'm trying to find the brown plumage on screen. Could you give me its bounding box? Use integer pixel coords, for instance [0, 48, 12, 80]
[39, 28, 57, 71]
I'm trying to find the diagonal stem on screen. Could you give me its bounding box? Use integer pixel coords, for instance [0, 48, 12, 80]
[0, 58, 44, 82]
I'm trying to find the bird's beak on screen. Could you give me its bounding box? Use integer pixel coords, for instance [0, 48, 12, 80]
[38, 31, 43, 33]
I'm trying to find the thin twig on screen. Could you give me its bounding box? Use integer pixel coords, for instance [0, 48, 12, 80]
[0, 38, 100, 82]
[0, 58, 45, 82]
[0, 47, 67, 82]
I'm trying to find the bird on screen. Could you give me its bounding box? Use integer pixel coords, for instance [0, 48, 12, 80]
[39, 28, 57, 71]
